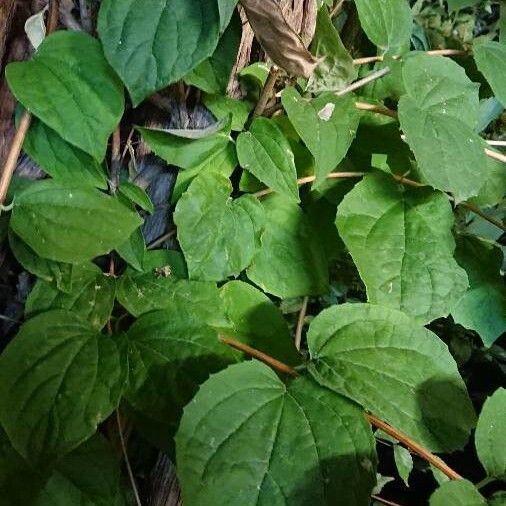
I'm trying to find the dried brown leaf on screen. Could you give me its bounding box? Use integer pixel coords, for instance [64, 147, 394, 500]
[240, 0, 319, 78]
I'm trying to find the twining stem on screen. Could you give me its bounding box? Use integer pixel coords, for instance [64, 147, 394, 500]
[219, 337, 298, 376]
[365, 414, 462, 480]
[355, 101, 398, 119]
[0, 0, 60, 205]
[484, 147, 506, 164]
[371, 495, 405, 506]
[295, 296, 309, 351]
[251, 67, 280, 120]
[337, 67, 391, 97]
[116, 410, 142, 506]
[219, 336, 463, 482]
[109, 127, 121, 193]
[459, 201, 506, 233]
[353, 49, 468, 65]
[253, 172, 365, 198]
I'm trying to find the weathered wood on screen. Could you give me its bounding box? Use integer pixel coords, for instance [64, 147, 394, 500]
[0, 0, 16, 72]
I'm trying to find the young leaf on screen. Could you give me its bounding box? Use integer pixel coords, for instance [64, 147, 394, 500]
[307, 6, 357, 93]
[473, 41, 506, 107]
[429, 480, 485, 505]
[307, 303, 476, 452]
[281, 88, 360, 184]
[203, 94, 253, 132]
[98, 0, 238, 105]
[116, 228, 146, 272]
[6, 32, 124, 161]
[247, 195, 328, 298]
[176, 361, 377, 506]
[219, 280, 301, 365]
[8, 231, 74, 292]
[475, 388, 506, 479]
[25, 264, 116, 330]
[354, 0, 413, 52]
[336, 174, 469, 323]
[471, 152, 506, 208]
[0, 310, 124, 464]
[393, 445, 413, 487]
[137, 125, 231, 170]
[398, 96, 488, 202]
[10, 180, 143, 264]
[237, 117, 299, 202]
[452, 236, 506, 347]
[174, 171, 265, 281]
[184, 11, 242, 95]
[23, 117, 107, 189]
[36, 435, 126, 506]
[125, 304, 239, 443]
[118, 182, 154, 214]
[401, 53, 480, 129]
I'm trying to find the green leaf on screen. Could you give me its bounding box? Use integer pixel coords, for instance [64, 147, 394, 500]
[475, 388, 506, 479]
[336, 174, 469, 323]
[117, 268, 226, 326]
[116, 228, 146, 272]
[98, 0, 238, 105]
[0, 310, 124, 464]
[398, 95, 488, 202]
[307, 7, 357, 93]
[125, 305, 239, 444]
[471, 153, 506, 208]
[0, 426, 47, 505]
[174, 171, 265, 281]
[307, 303, 476, 452]
[10, 180, 143, 264]
[23, 117, 107, 189]
[393, 445, 413, 487]
[6, 32, 124, 161]
[429, 480, 485, 506]
[26, 264, 116, 330]
[35, 435, 126, 506]
[401, 53, 480, 129]
[118, 182, 154, 213]
[8, 231, 74, 292]
[219, 281, 301, 365]
[184, 12, 242, 94]
[237, 118, 299, 202]
[176, 361, 377, 506]
[452, 236, 506, 347]
[447, 0, 481, 11]
[474, 41, 506, 107]
[354, 0, 413, 52]
[203, 94, 252, 131]
[247, 195, 328, 298]
[171, 141, 237, 203]
[137, 124, 231, 170]
[281, 88, 360, 184]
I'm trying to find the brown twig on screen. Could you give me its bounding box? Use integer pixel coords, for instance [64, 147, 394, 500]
[366, 414, 462, 480]
[295, 296, 309, 351]
[371, 495, 405, 506]
[353, 48, 468, 65]
[147, 230, 177, 250]
[337, 67, 391, 97]
[355, 101, 398, 119]
[220, 337, 464, 482]
[0, 0, 60, 205]
[251, 67, 279, 120]
[219, 337, 298, 376]
[0, 110, 31, 205]
[109, 127, 121, 192]
[329, 0, 345, 18]
[116, 410, 142, 506]
[459, 201, 506, 232]
[253, 172, 365, 198]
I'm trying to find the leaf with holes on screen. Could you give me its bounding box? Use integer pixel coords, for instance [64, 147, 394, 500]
[281, 88, 360, 184]
[176, 361, 377, 506]
[307, 303, 476, 452]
